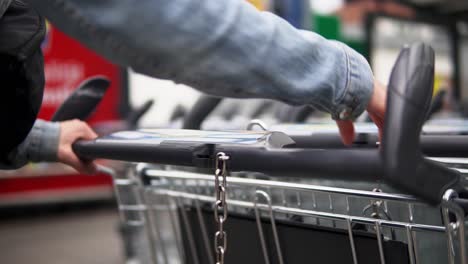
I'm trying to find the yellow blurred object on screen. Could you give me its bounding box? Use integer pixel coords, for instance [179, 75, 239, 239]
[246, 0, 267, 10]
[433, 74, 452, 97]
[433, 75, 441, 96]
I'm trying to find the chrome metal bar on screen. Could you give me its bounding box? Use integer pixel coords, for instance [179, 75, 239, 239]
[165, 195, 186, 263]
[281, 189, 287, 207]
[141, 191, 159, 264]
[346, 196, 350, 215]
[405, 225, 416, 264]
[429, 157, 468, 165]
[115, 178, 134, 185]
[407, 203, 420, 264]
[118, 204, 147, 211]
[408, 204, 414, 223]
[134, 179, 159, 264]
[442, 190, 457, 264]
[457, 214, 466, 264]
[145, 170, 419, 203]
[154, 189, 446, 233]
[148, 194, 169, 264]
[346, 218, 359, 264]
[296, 192, 302, 208]
[383, 200, 389, 218]
[135, 165, 161, 264]
[280, 189, 289, 220]
[109, 169, 135, 226]
[122, 220, 145, 227]
[194, 199, 215, 264]
[312, 192, 320, 225]
[256, 190, 284, 264]
[177, 197, 200, 264]
[443, 190, 467, 264]
[254, 193, 271, 264]
[329, 194, 336, 228]
[375, 221, 386, 264]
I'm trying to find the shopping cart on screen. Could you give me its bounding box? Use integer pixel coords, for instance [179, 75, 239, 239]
[74, 43, 468, 264]
[116, 165, 457, 264]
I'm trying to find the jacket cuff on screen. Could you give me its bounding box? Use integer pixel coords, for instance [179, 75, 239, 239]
[23, 119, 60, 162]
[331, 42, 374, 120]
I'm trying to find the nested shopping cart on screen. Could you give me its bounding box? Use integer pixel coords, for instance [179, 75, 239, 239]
[74, 43, 468, 264]
[113, 163, 464, 264]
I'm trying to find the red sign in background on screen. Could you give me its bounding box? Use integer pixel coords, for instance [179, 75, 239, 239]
[0, 24, 123, 205]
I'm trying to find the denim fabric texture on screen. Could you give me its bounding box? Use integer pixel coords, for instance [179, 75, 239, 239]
[10, 0, 375, 167]
[27, 0, 374, 119]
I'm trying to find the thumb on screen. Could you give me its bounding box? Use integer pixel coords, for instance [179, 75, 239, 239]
[336, 120, 355, 146]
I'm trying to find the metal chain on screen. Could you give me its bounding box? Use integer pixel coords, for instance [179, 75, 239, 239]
[214, 152, 229, 264]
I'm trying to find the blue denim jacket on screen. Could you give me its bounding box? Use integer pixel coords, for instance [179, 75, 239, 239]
[28, 0, 374, 119]
[6, 0, 374, 168]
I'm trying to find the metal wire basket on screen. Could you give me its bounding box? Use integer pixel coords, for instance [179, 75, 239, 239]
[113, 163, 466, 264]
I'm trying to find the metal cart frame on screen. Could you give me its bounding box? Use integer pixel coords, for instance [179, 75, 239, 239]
[110, 164, 466, 264]
[77, 43, 468, 264]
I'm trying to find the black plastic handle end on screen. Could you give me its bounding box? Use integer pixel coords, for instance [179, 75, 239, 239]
[51, 76, 110, 122]
[382, 43, 460, 204]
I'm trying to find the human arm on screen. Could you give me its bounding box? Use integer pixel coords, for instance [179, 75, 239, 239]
[1, 119, 97, 174]
[26, 0, 375, 122]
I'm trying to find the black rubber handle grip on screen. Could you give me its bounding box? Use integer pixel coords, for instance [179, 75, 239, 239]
[291, 134, 468, 157]
[216, 146, 382, 180]
[72, 138, 382, 180]
[382, 43, 460, 204]
[51, 77, 110, 122]
[383, 43, 434, 169]
[73, 140, 200, 167]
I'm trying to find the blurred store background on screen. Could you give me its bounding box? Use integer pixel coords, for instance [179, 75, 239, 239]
[0, 0, 467, 263]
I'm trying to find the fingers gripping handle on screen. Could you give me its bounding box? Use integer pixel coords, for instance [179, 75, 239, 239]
[382, 43, 460, 204]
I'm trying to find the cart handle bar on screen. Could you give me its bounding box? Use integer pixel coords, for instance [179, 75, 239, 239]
[73, 43, 462, 205]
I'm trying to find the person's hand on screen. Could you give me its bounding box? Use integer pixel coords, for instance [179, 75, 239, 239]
[57, 119, 98, 174]
[336, 81, 386, 145]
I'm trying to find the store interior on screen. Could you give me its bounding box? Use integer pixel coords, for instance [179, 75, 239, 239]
[1, 1, 468, 263]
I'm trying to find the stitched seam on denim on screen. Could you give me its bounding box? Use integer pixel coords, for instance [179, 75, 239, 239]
[338, 46, 364, 119]
[334, 43, 351, 107]
[312, 97, 333, 114]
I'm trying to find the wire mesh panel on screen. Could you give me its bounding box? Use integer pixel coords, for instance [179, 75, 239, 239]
[114, 165, 466, 264]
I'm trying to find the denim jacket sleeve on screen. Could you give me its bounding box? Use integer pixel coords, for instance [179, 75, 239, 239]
[0, 119, 60, 169]
[26, 0, 374, 120]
